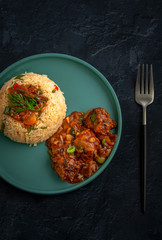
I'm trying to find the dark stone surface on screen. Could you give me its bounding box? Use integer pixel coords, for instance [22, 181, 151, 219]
[0, 0, 162, 239]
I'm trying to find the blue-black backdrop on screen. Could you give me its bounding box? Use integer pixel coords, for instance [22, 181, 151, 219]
[0, 0, 162, 239]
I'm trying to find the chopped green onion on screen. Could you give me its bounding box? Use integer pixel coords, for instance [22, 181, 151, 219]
[102, 138, 106, 145]
[52, 89, 56, 93]
[67, 146, 75, 153]
[0, 123, 5, 134]
[27, 126, 37, 133]
[96, 157, 105, 164]
[91, 113, 96, 122]
[15, 74, 25, 80]
[79, 117, 84, 122]
[70, 127, 75, 137]
[27, 128, 31, 133]
[3, 106, 10, 115]
[41, 126, 47, 129]
[76, 146, 84, 152]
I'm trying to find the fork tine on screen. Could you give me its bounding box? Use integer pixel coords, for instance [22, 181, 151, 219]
[136, 64, 140, 94]
[150, 64, 154, 99]
[145, 64, 148, 94]
[141, 64, 144, 94]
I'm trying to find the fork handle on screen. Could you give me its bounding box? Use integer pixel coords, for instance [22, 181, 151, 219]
[141, 124, 146, 213]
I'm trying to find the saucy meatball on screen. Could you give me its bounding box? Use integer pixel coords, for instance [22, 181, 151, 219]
[46, 108, 117, 183]
[46, 111, 99, 183]
[84, 107, 117, 135]
[51, 149, 83, 183]
[62, 111, 84, 136]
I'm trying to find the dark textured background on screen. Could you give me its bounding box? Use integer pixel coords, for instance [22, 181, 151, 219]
[0, 0, 162, 239]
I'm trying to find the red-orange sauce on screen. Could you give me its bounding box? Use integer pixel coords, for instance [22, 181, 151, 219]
[6, 83, 48, 128]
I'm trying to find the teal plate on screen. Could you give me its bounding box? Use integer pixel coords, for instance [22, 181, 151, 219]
[0, 53, 122, 194]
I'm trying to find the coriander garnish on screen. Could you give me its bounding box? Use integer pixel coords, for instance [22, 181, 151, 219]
[8, 93, 46, 113]
[37, 112, 42, 118]
[52, 89, 56, 93]
[17, 89, 25, 93]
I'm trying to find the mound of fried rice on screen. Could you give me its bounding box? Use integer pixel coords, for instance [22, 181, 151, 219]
[0, 72, 67, 145]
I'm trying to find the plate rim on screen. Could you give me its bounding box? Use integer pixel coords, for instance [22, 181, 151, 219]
[0, 53, 122, 194]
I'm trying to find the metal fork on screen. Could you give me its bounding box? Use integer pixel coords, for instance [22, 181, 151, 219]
[135, 64, 154, 213]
